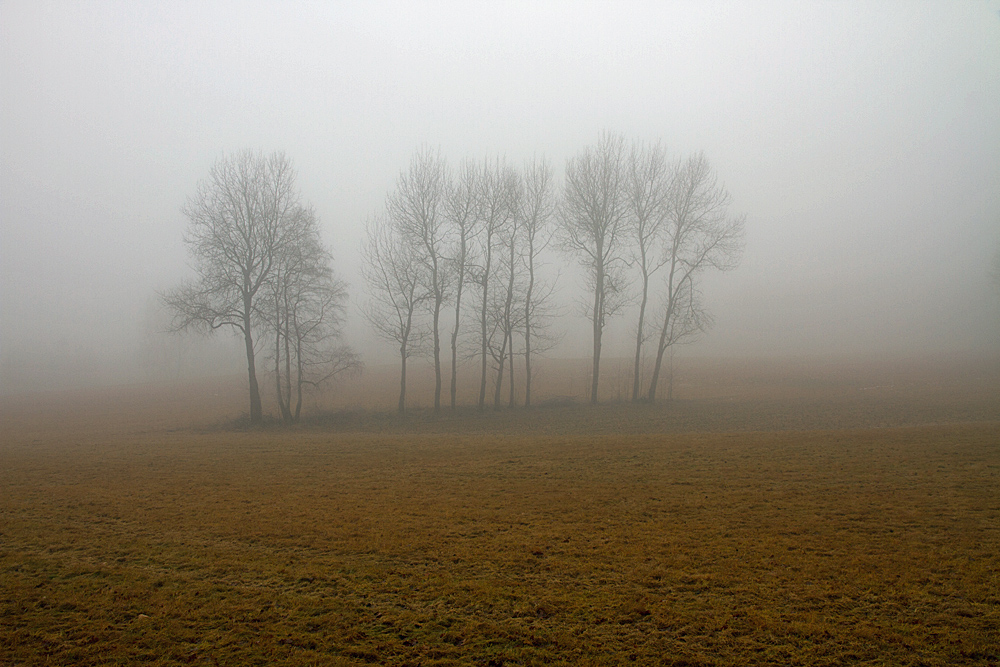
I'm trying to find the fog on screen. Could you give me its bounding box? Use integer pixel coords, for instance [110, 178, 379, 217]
[2, 1, 999, 392]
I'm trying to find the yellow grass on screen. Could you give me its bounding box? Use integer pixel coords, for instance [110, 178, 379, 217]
[2, 356, 998, 665]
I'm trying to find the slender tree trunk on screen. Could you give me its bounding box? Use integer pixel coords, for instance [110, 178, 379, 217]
[524, 253, 534, 408]
[648, 341, 666, 402]
[647, 296, 675, 402]
[450, 270, 464, 409]
[478, 269, 490, 409]
[590, 270, 603, 405]
[243, 301, 263, 424]
[274, 340, 284, 417]
[274, 304, 285, 419]
[631, 268, 649, 402]
[283, 313, 293, 423]
[433, 296, 442, 414]
[508, 329, 516, 408]
[294, 325, 304, 422]
[493, 340, 506, 409]
[479, 296, 488, 408]
[501, 251, 516, 409]
[398, 341, 407, 414]
[648, 257, 679, 403]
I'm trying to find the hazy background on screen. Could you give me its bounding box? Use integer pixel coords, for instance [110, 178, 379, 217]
[3, 1, 999, 393]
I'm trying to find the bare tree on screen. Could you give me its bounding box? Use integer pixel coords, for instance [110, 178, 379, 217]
[445, 159, 479, 409]
[557, 132, 630, 404]
[268, 206, 357, 423]
[473, 157, 520, 409]
[626, 141, 671, 402]
[492, 190, 523, 409]
[361, 215, 428, 413]
[519, 157, 558, 407]
[388, 147, 450, 413]
[647, 152, 745, 401]
[269, 205, 312, 423]
[163, 150, 302, 425]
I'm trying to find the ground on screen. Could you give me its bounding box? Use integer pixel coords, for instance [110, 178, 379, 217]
[1, 355, 998, 665]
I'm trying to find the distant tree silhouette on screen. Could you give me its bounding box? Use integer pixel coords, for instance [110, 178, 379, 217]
[647, 152, 745, 402]
[444, 159, 479, 409]
[266, 205, 357, 423]
[491, 183, 523, 409]
[361, 214, 428, 413]
[557, 132, 630, 404]
[164, 150, 304, 425]
[389, 147, 450, 413]
[519, 157, 559, 407]
[473, 157, 521, 409]
[625, 140, 671, 402]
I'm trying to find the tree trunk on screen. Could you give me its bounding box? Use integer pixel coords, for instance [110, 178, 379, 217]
[294, 327, 304, 422]
[478, 279, 489, 409]
[432, 297, 441, 414]
[283, 314, 293, 423]
[450, 274, 463, 410]
[647, 297, 675, 403]
[503, 242, 516, 409]
[648, 259, 679, 403]
[524, 256, 534, 408]
[648, 341, 666, 403]
[274, 311, 286, 420]
[508, 329, 516, 408]
[523, 336, 532, 408]
[398, 342, 407, 414]
[493, 342, 506, 410]
[631, 270, 649, 402]
[243, 312, 263, 424]
[590, 271, 603, 405]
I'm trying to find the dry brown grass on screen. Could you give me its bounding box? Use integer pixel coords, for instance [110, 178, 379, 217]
[1, 355, 998, 665]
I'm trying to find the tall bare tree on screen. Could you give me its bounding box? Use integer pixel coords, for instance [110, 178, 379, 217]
[388, 147, 450, 413]
[268, 205, 357, 423]
[164, 150, 302, 424]
[626, 141, 671, 402]
[557, 132, 630, 404]
[269, 204, 313, 423]
[473, 157, 520, 409]
[647, 152, 745, 401]
[519, 157, 557, 407]
[445, 159, 479, 409]
[361, 215, 428, 413]
[493, 189, 523, 409]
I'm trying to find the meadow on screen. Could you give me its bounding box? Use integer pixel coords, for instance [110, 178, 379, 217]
[2, 355, 998, 665]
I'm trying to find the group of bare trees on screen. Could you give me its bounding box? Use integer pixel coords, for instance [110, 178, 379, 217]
[366, 133, 744, 411]
[555, 133, 745, 404]
[363, 149, 559, 413]
[164, 136, 744, 422]
[560, 134, 745, 404]
[164, 150, 356, 425]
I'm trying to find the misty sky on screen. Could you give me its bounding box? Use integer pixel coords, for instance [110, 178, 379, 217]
[2, 1, 999, 391]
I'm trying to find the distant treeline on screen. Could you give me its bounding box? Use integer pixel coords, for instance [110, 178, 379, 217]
[164, 133, 744, 423]
[363, 132, 744, 414]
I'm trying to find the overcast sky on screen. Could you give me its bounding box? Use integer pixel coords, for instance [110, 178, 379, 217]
[2, 1, 999, 390]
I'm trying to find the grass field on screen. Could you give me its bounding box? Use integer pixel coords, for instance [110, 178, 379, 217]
[2, 356, 999, 665]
